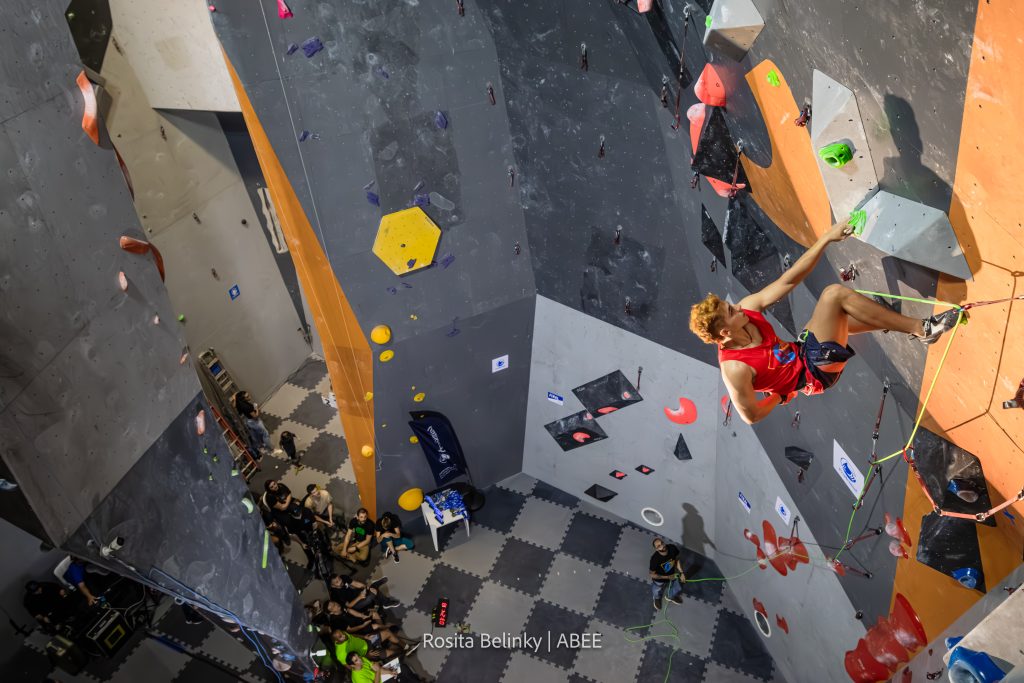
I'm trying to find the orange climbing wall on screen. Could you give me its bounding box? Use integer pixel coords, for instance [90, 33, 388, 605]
[224, 57, 379, 517]
[892, 0, 1024, 636]
[741, 60, 833, 248]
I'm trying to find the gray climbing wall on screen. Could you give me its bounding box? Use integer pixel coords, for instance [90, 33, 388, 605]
[524, 296, 719, 547]
[210, 0, 993, 679]
[0, 0, 311, 665]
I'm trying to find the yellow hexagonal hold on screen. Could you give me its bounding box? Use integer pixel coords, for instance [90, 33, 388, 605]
[372, 207, 441, 275]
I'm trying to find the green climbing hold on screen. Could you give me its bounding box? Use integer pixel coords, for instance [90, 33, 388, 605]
[848, 210, 867, 235]
[208, 474, 214, 481]
[203, 447, 208, 454]
[177, 314, 186, 323]
[766, 70, 781, 87]
[705, 15, 712, 28]
[241, 497, 254, 513]
[231, 467, 239, 477]
[818, 142, 853, 168]
[212, 455, 219, 463]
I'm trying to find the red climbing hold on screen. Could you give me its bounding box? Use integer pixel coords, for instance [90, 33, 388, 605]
[694, 64, 726, 108]
[865, 618, 910, 670]
[277, 0, 293, 18]
[776, 615, 789, 634]
[597, 406, 618, 414]
[845, 638, 891, 683]
[76, 71, 100, 145]
[664, 397, 698, 424]
[119, 236, 166, 281]
[572, 431, 592, 443]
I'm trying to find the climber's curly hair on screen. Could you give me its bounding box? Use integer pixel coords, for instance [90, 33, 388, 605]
[689, 293, 727, 344]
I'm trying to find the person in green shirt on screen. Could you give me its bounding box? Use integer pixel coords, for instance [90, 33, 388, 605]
[346, 652, 399, 682]
[332, 630, 368, 668]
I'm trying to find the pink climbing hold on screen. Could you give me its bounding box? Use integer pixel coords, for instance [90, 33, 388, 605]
[637, 0, 653, 12]
[277, 0, 293, 18]
[694, 64, 726, 108]
[888, 540, 909, 559]
[117, 271, 128, 291]
[664, 397, 698, 424]
[687, 103, 706, 155]
[195, 409, 206, 436]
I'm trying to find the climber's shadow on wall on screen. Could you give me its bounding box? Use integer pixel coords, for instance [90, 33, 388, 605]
[879, 95, 952, 212]
[681, 502, 716, 561]
[880, 94, 976, 302]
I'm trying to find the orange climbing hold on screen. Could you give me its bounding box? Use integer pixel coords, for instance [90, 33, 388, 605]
[76, 71, 99, 145]
[694, 64, 726, 108]
[119, 236, 166, 281]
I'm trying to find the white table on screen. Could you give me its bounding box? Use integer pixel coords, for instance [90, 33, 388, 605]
[420, 501, 470, 552]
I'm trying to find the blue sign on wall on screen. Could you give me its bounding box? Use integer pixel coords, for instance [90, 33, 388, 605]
[547, 391, 564, 405]
[737, 491, 752, 513]
[229, 284, 241, 300]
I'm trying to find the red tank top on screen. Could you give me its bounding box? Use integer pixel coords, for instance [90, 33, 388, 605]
[718, 309, 805, 394]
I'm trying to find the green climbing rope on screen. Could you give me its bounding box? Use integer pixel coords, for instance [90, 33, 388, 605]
[831, 292, 966, 562]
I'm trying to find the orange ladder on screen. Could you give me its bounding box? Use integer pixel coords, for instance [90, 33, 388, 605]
[211, 405, 260, 480]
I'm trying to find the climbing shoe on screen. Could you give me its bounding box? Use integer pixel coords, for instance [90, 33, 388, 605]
[916, 308, 967, 345]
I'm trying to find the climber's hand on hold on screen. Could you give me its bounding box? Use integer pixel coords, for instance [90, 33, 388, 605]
[824, 219, 855, 243]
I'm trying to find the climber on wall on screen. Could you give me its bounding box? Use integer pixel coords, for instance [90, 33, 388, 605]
[688, 220, 964, 425]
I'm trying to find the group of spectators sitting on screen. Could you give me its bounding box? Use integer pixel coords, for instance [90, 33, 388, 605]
[256, 476, 420, 680]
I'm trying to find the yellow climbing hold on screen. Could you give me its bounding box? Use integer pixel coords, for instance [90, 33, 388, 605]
[370, 324, 392, 345]
[372, 207, 441, 275]
[413, 392, 426, 402]
[409, 314, 418, 320]
[398, 488, 424, 511]
[364, 391, 374, 401]
[380, 350, 395, 362]
[409, 435, 419, 444]
[361, 445, 375, 458]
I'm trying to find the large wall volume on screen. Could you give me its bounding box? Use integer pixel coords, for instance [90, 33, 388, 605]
[212, 1, 1024, 680]
[0, 0, 311, 661]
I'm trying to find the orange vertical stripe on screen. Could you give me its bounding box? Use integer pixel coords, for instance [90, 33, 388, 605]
[742, 61, 833, 247]
[223, 55, 378, 517]
[892, 0, 1024, 635]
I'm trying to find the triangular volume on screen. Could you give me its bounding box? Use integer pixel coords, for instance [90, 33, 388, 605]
[857, 191, 972, 281]
[723, 196, 777, 266]
[584, 484, 617, 502]
[703, 0, 765, 61]
[784, 447, 814, 471]
[692, 107, 748, 185]
[701, 204, 727, 266]
[673, 435, 693, 461]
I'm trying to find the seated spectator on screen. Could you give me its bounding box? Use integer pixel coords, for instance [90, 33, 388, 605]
[234, 390, 272, 458]
[339, 508, 376, 567]
[23, 581, 73, 630]
[375, 512, 414, 564]
[304, 484, 335, 531]
[346, 652, 398, 683]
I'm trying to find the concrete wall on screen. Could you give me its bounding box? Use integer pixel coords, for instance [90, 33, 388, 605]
[0, 0, 311, 661]
[525, 296, 719, 546]
[100, 36, 310, 402]
[107, 0, 239, 111]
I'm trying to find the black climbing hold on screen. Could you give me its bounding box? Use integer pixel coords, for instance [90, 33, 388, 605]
[544, 411, 608, 452]
[584, 484, 617, 502]
[439, 253, 455, 269]
[673, 435, 692, 461]
[784, 447, 814, 471]
[692, 107, 748, 185]
[367, 191, 380, 206]
[435, 111, 448, 129]
[701, 204, 727, 267]
[572, 370, 643, 416]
